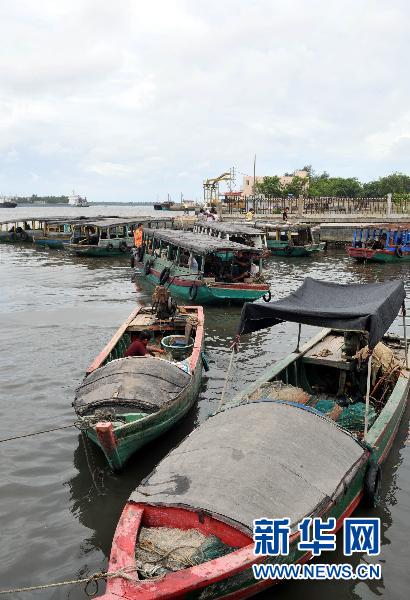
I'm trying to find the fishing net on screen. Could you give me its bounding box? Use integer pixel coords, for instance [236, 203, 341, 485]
[337, 402, 377, 431]
[245, 381, 309, 405]
[135, 527, 234, 579]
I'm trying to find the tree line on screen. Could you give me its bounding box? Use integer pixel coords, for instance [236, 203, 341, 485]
[254, 167, 410, 199]
[16, 195, 69, 204]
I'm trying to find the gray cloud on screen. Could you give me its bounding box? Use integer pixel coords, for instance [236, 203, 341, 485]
[0, 0, 409, 200]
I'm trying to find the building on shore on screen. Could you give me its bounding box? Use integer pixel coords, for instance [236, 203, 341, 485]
[242, 169, 309, 196]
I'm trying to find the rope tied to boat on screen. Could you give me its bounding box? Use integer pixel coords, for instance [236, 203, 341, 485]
[0, 423, 77, 443]
[0, 565, 137, 597]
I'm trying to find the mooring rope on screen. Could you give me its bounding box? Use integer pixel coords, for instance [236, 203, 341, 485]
[0, 565, 136, 596]
[0, 423, 76, 443]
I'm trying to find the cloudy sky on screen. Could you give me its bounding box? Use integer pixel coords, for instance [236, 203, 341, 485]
[1, 0, 409, 202]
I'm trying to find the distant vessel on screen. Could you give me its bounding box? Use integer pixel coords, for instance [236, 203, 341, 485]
[0, 196, 17, 208]
[154, 199, 199, 212]
[68, 191, 89, 207]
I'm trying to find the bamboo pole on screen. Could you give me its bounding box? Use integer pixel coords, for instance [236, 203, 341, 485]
[364, 352, 373, 439]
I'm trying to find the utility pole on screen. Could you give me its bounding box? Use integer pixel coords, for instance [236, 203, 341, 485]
[253, 154, 256, 195]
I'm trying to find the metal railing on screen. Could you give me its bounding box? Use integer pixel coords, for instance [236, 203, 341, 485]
[222, 195, 410, 215]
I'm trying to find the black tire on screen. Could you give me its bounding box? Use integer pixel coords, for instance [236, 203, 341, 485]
[262, 290, 272, 302]
[144, 259, 153, 275]
[119, 241, 128, 253]
[362, 462, 382, 508]
[189, 283, 198, 301]
[395, 246, 403, 258]
[130, 254, 135, 268]
[159, 267, 171, 285]
[20, 231, 29, 242]
[106, 243, 114, 251]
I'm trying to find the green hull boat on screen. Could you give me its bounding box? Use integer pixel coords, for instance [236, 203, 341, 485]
[268, 240, 326, 257]
[74, 302, 205, 471]
[134, 227, 271, 305]
[99, 278, 409, 599]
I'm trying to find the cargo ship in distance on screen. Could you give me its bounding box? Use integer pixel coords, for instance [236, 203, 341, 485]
[0, 196, 17, 208]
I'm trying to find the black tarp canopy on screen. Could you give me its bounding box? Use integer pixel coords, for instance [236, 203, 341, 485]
[239, 277, 405, 349]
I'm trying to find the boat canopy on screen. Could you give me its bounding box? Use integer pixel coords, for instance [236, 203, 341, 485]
[143, 228, 260, 254]
[71, 217, 173, 229]
[239, 277, 405, 349]
[74, 356, 190, 416]
[130, 401, 367, 534]
[196, 221, 265, 236]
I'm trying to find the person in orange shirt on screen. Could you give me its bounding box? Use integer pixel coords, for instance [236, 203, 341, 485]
[133, 222, 143, 248]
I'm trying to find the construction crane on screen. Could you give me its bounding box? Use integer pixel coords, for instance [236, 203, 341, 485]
[203, 167, 235, 205]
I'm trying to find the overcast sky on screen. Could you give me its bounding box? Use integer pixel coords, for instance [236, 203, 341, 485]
[1, 0, 409, 202]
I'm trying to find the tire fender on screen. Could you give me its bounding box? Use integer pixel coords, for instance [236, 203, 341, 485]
[262, 290, 272, 302]
[189, 283, 199, 301]
[362, 462, 382, 508]
[159, 267, 171, 285]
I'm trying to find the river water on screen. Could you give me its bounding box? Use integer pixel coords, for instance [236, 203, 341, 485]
[0, 206, 409, 599]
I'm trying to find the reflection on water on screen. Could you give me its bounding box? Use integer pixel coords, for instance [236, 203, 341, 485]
[0, 231, 409, 598]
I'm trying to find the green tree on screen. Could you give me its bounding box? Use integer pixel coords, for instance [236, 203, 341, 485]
[282, 176, 306, 197]
[308, 176, 362, 197]
[255, 175, 282, 196]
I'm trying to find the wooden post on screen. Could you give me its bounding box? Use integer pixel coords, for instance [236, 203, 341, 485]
[387, 192, 392, 216]
[298, 195, 304, 217]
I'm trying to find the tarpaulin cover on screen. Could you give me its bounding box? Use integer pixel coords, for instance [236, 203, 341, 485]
[130, 401, 367, 534]
[239, 277, 405, 349]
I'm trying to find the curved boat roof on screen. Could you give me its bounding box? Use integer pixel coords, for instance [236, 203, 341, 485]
[74, 356, 190, 416]
[131, 400, 367, 534]
[196, 221, 265, 236]
[71, 216, 174, 229]
[239, 277, 405, 349]
[143, 228, 260, 254]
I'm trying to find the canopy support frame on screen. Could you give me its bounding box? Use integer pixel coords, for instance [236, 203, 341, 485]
[364, 352, 373, 440]
[295, 323, 302, 353]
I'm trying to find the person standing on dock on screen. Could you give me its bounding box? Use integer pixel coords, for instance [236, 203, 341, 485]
[133, 222, 143, 248]
[282, 206, 289, 221]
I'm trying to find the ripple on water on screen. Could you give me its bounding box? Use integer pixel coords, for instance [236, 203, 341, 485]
[0, 244, 409, 598]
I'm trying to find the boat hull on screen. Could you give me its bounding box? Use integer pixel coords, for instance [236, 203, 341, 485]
[99, 459, 367, 600]
[68, 244, 132, 257]
[34, 236, 71, 249]
[268, 241, 326, 257]
[0, 230, 37, 243]
[347, 247, 410, 262]
[84, 360, 203, 471]
[100, 330, 409, 598]
[77, 305, 205, 471]
[138, 257, 269, 304]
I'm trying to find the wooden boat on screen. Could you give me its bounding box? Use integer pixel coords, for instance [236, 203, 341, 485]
[0, 217, 46, 243]
[33, 218, 88, 249]
[67, 217, 174, 257]
[257, 222, 325, 256]
[347, 225, 410, 262]
[194, 220, 269, 256]
[73, 291, 204, 471]
[133, 228, 271, 304]
[99, 278, 409, 599]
